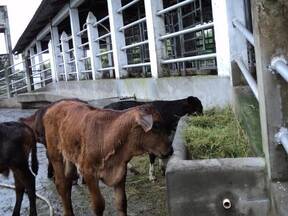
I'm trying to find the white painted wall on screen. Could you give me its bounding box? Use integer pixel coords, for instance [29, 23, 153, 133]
[212, 0, 248, 77]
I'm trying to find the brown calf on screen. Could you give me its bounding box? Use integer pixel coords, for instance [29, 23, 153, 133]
[43, 100, 172, 216]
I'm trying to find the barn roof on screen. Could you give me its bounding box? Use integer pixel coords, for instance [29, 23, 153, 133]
[13, 0, 68, 54]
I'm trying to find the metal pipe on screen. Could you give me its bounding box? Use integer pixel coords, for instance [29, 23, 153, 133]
[8, 70, 25, 77]
[11, 85, 28, 93]
[80, 56, 90, 61]
[32, 76, 52, 86]
[77, 28, 87, 36]
[68, 60, 75, 64]
[223, 199, 232, 209]
[275, 128, 288, 154]
[119, 17, 146, 32]
[117, 0, 141, 13]
[98, 67, 115, 71]
[160, 22, 214, 40]
[157, 0, 196, 16]
[8, 77, 27, 85]
[6, 61, 25, 70]
[30, 59, 50, 68]
[121, 40, 148, 51]
[93, 15, 109, 27]
[162, 53, 216, 64]
[235, 57, 259, 100]
[232, 19, 255, 46]
[96, 50, 113, 57]
[94, 33, 111, 42]
[65, 48, 74, 53]
[78, 42, 89, 48]
[270, 57, 288, 82]
[81, 70, 92, 73]
[29, 48, 49, 59]
[122, 62, 151, 68]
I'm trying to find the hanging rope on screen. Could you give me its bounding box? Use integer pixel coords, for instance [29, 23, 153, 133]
[0, 183, 54, 216]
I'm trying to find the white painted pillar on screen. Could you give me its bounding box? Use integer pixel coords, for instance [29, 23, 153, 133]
[86, 12, 102, 80]
[29, 47, 39, 88]
[48, 41, 57, 83]
[36, 41, 45, 86]
[144, 0, 166, 78]
[211, 0, 248, 77]
[61, 32, 71, 81]
[69, 7, 85, 80]
[50, 25, 62, 82]
[29, 47, 36, 73]
[106, 36, 114, 78]
[107, 0, 128, 79]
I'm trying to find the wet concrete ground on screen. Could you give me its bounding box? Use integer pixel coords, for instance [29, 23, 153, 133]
[0, 108, 167, 216]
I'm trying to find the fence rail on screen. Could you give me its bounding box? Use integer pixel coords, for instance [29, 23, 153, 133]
[232, 19, 255, 46]
[271, 57, 288, 82]
[160, 22, 214, 40]
[117, 0, 141, 13]
[157, 0, 196, 15]
[235, 57, 259, 100]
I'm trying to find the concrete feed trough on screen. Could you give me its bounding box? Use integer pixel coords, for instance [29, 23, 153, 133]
[166, 116, 270, 216]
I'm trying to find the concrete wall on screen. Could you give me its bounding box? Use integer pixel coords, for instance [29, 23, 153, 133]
[18, 76, 232, 109]
[166, 117, 269, 216]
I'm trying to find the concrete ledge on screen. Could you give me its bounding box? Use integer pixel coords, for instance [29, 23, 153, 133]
[166, 116, 269, 216]
[16, 76, 232, 109]
[0, 98, 21, 108]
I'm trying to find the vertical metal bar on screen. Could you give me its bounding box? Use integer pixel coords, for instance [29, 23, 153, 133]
[24, 56, 33, 92]
[107, 0, 129, 78]
[69, 7, 85, 80]
[61, 32, 71, 81]
[86, 12, 103, 79]
[4, 63, 11, 98]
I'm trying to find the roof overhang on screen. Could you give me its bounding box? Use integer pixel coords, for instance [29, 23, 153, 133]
[13, 0, 68, 54]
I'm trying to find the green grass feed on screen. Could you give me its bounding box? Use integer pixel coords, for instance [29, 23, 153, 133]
[183, 107, 253, 159]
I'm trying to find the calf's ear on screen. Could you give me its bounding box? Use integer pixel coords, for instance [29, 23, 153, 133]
[136, 114, 153, 132]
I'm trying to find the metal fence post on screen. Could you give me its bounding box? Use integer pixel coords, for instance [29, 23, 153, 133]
[86, 12, 102, 80]
[4, 62, 11, 98]
[24, 56, 33, 92]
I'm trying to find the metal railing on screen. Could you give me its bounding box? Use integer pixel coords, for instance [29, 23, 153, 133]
[275, 128, 288, 155]
[93, 15, 109, 27]
[121, 40, 148, 51]
[232, 18, 258, 101]
[122, 62, 151, 69]
[162, 53, 217, 64]
[270, 56, 288, 82]
[117, 0, 141, 13]
[160, 22, 214, 40]
[232, 19, 255, 46]
[157, 0, 196, 16]
[94, 33, 111, 42]
[119, 17, 146, 32]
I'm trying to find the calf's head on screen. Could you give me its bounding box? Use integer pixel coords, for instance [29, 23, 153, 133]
[132, 105, 173, 158]
[183, 96, 203, 116]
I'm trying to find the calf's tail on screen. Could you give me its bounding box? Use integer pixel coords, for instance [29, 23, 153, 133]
[30, 129, 39, 176]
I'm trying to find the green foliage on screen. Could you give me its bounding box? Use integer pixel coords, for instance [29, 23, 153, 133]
[183, 107, 253, 159]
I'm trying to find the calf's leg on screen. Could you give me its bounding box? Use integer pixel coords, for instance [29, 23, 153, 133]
[12, 174, 25, 216]
[83, 173, 105, 216]
[13, 166, 37, 216]
[148, 154, 157, 181]
[114, 174, 127, 216]
[51, 159, 74, 216]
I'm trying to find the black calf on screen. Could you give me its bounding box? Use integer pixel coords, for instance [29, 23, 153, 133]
[104, 96, 203, 180]
[0, 122, 38, 216]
